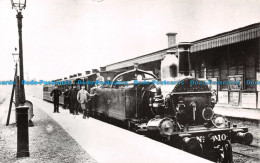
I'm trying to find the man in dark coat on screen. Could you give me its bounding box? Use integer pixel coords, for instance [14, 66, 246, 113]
[70, 85, 78, 115]
[50, 86, 62, 113]
[63, 88, 70, 109]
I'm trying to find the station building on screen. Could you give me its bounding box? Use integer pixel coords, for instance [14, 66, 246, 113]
[104, 23, 260, 109]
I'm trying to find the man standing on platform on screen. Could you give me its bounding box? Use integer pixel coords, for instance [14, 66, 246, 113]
[70, 85, 78, 115]
[50, 86, 62, 113]
[77, 85, 96, 119]
[63, 87, 70, 109]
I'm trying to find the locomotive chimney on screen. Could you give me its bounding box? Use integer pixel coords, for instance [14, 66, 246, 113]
[166, 33, 177, 48]
[177, 42, 193, 77]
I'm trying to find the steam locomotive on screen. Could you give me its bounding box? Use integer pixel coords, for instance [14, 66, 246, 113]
[90, 42, 253, 162]
[43, 42, 253, 163]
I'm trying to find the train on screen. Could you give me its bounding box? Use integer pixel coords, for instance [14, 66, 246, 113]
[43, 42, 253, 163]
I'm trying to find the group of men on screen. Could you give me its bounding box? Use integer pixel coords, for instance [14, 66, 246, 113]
[50, 72, 104, 119]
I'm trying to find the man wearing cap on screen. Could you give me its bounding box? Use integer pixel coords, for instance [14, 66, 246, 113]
[77, 85, 96, 119]
[50, 86, 62, 113]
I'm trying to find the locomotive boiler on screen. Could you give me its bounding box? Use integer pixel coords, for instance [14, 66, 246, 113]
[91, 42, 253, 163]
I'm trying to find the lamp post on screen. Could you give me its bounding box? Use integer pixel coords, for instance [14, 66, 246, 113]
[11, 0, 29, 158]
[11, 0, 26, 105]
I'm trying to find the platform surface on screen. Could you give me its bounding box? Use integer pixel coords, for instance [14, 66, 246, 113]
[29, 97, 211, 163]
[214, 104, 260, 120]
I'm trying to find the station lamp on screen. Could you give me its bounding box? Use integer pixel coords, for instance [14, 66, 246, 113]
[11, 0, 27, 11]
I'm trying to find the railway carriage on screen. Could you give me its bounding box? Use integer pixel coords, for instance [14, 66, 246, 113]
[43, 84, 53, 101]
[43, 79, 68, 104]
[43, 71, 119, 105]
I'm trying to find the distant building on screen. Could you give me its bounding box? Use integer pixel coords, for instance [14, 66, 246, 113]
[105, 23, 260, 109]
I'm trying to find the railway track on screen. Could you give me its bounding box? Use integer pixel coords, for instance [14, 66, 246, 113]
[233, 151, 260, 161]
[232, 143, 260, 161]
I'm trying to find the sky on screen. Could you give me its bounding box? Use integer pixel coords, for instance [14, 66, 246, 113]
[0, 0, 260, 81]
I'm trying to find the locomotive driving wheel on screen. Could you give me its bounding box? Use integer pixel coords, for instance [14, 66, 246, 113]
[216, 140, 233, 163]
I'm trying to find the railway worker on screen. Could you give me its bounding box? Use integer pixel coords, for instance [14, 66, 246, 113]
[77, 85, 96, 119]
[90, 71, 105, 94]
[95, 71, 105, 88]
[70, 85, 78, 115]
[103, 76, 111, 88]
[50, 86, 62, 113]
[63, 88, 70, 109]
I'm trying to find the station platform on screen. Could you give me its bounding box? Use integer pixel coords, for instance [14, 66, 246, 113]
[214, 104, 260, 121]
[0, 97, 97, 163]
[0, 96, 211, 163]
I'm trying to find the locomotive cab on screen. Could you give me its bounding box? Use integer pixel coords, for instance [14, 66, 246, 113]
[92, 66, 169, 132]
